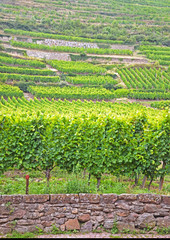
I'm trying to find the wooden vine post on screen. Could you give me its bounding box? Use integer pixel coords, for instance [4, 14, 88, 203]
[159, 162, 166, 191]
[25, 175, 29, 195]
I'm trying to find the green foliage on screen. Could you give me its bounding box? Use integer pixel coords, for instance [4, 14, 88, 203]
[0, 56, 46, 68]
[0, 84, 23, 97]
[66, 75, 118, 86]
[156, 227, 170, 235]
[6, 231, 36, 238]
[111, 89, 170, 100]
[10, 40, 133, 56]
[14, 81, 36, 92]
[2, 0, 169, 46]
[139, 45, 170, 66]
[64, 178, 92, 193]
[151, 100, 170, 109]
[4, 28, 124, 45]
[117, 67, 169, 90]
[28, 85, 115, 100]
[49, 60, 106, 74]
[111, 220, 119, 234]
[0, 97, 169, 185]
[0, 66, 55, 76]
[51, 225, 63, 234]
[0, 73, 60, 83]
[27, 85, 170, 100]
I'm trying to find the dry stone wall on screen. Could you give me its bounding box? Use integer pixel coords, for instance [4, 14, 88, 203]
[26, 50, 71, 61]
[0, 194, 169, 234]
[0, 35, 134, 51]
[37, 39, 99, 49]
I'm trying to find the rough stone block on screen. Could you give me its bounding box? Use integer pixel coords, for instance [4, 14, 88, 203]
[80, 221, 93, 232]
[60, 224, 65, 231]
[65, 213, 75, 219]
[78, 214, 90, 222]
[136, 213, 156, 229]
[55, 218, 65, 225]
[50, 194, 79, 204]
[79, 194, 100, 204]
[116, 210, 129, 217]
[138, 194, 161, 204]
[0, 195, 23, 204]
[117, 222, 135, 231]
[88, 205, 103, 211]
[91, 211, 101, 216]
[0, 218, 9, 224]
[16, 219, 35, 226]
[0, 227, 12, 234]
[162, 196, 170, 205]
[144, 204, 161, 213]
[41, 221, 54, 227]
[95, 215, 104, 223]
[9, 210, 26, 221]
[72, 208, 78, 214]
[115, 200, 130, 210]
[153, 209, 169, 217]
[25, 211, 44, 220]
[15, 224, 43, 234]
[100, 194, 117, 204]
[156, 216, 169, 228]
[65, 219, 80, 230]
[118, 194, 137, 201]
[23, 195, 49, 203]
[104, 219, 114, 229]
[0, 205, 11, 215]
[131, 201, 144, 214]
[126, 213, 139, 222]
[106, 212, 116, 219]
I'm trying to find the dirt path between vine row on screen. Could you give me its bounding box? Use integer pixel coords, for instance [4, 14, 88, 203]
[36, 232, 170, 238]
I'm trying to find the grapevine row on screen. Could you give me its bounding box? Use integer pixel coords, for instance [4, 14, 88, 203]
[117, 67, 170, 90]
[4, 28, 124, 45]
[0, 97, 169, 187]
[28, 85, 170, 100]
[0, 73, 60, 83]
[49, 60, 106, 74]
[0, 66, 55, 76]
[0, 84, 24, 97]
[0, 56, 46, 68]
[10, 40, 133, 56]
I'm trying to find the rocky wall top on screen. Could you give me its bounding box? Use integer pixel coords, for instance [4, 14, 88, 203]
[0, 194, 169, 234]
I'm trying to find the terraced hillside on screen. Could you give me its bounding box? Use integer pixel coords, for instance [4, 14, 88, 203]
[0, 0, 170, 46]
[0, 0, 170, 225]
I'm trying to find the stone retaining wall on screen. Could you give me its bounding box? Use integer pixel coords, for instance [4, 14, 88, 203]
[26, 50, 71, 61]
[0, 35, 134, 51]
[37, 39, 99, 49]
[0, 194, 169, 234]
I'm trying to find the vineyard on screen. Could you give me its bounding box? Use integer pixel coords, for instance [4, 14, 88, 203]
[1, 0, 169, 45]
[139, 45, 170, 66]
[0, 56, 46, 68]
[0, 84, 23, 97]
[0, 0, 170, 200]
[117, 67, 169, 90]
[11, 40, 133, 56]
[0, 65, 55, 76]
[0, 73, 60, 83]
[0, 97, 169, 190]
[4, 29, 125, 44]
[66, 75, 118, 86]
[27, 86, 170, 100]
[48, 60, 107, 74]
